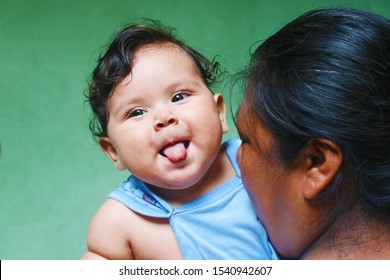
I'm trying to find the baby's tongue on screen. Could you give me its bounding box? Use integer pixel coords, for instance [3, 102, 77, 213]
[162, 142, 187, 162]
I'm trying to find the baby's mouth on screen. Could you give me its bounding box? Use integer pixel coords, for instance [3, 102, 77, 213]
[159, 140, 190, 162]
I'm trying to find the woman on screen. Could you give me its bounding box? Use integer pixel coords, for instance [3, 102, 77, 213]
[236, 8, 390, 259]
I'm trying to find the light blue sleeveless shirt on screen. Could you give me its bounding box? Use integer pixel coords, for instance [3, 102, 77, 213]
[109, 139, 278, 260]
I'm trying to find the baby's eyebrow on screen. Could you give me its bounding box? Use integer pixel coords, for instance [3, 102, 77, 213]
[111, 97, 143, 116]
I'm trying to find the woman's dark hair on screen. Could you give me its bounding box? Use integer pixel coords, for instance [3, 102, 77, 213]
[87, 19, 219, 138]
[243, 8, 390, 221]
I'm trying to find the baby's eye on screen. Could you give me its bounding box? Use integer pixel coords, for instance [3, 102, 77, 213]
[128, 108, 146, 118]
[171, 92, 189, 103]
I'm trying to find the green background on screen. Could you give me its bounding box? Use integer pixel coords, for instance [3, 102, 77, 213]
[1, 0, 389, 260]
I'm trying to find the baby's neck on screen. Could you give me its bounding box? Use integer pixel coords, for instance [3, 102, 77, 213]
[148, 146, 236, 208]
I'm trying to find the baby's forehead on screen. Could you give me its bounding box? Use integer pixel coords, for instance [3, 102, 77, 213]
[132, 43, 198, 71]
[135, 42, 188, 58]
[132, 42, 205, 80]
[113, 42, 206, 92]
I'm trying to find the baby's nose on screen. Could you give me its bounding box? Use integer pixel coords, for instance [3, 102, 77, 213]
[154, 112, 178, 130]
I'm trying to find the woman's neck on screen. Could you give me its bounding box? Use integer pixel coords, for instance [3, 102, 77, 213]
[301, 214, 390, 259]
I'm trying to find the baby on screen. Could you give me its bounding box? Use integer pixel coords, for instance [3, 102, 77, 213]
[82, 20, 277, 260]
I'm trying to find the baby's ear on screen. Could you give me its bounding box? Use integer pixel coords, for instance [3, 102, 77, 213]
[99, 137, 125, 170]
[297, 138, 343, 200]
[213, 93, 229, 133]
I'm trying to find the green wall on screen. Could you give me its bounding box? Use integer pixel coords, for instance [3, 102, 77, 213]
[1, 0, 389, 259]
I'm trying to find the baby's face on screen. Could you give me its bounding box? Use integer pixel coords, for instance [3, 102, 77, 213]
[100, 44, 228, 190]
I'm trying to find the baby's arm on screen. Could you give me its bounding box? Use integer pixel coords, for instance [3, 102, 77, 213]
[82, 199, 135, 260]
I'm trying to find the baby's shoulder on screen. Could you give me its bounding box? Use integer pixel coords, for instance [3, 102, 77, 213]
[90, 199, 181, 259]
[91, 199, 142, 231]
[85, 199, 139, 259]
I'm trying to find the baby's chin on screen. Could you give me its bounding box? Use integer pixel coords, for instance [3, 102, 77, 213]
[152, 178, 203, 190]
[148, 170, 208, 190]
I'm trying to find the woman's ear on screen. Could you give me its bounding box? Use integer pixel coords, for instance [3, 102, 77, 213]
[297, 138, 343, 200]
[213, 93, 229, 133]
[99, 137, 125, 170]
